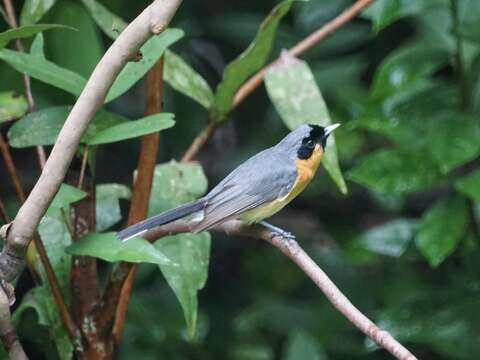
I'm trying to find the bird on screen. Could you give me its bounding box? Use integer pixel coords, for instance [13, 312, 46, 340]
[118, 123, 340, 241]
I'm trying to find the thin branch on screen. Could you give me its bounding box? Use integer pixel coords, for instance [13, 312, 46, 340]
[140, 219, 417, 360]
[0, 0, 183, 282]
[181, 122, 217, 162]
[107, 57, 165, 344]
[180, 0, 375, 160]
[0, 133, 26, 203]
[77, 146, 89, 189]
[0, 281, 27, 360]
[0, 194, 10, 224]
[2, 0, 47, 170]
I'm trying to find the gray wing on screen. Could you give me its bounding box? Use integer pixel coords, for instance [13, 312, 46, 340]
[192, 148, 297, 232]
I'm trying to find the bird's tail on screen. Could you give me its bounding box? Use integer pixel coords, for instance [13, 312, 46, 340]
[118, 199, 206, 241]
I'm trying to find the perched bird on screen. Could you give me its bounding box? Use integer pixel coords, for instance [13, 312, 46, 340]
[118, 123, 340, 241]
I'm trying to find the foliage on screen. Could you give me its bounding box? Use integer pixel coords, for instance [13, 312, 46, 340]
[1, 0, 480, 359]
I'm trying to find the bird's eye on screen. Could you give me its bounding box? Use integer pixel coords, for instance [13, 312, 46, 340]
[307, 139, 314, 147]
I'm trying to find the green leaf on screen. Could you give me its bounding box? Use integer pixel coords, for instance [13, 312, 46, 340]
[20, 0, 58, 25]
[362, 0, 447, 32]
[80, 0, 127, 40]
[0, 91, 28, 123]
[13, 287, 73, 360]
[46, 184, 87, 216]
[211, 0, 296, 121]
[67, 232, 172, 265]
[45, 1, 103, 78]
[164, 50, 214, 109]
[415, 196, 468, 267]
[87, 113, 175, 145]
[265, 54, 347, 194]
[283, 330, 327, 360]
[354, 219, 418, 257]
[7, 106, 127, 147]
[371, 42, 449, 99]
[456, 169, 480, 202]
[0, 24, 73, 49]
[30, 33, 46, 58]
[348, 148, 442, 194]
[155, 232, 211, 338]
[105, 29, 183, 102]
[148, 161, 208, 216]
[426, 113, 480, 173]
[96, 183, 131, 232]
[0, 48, 87, 96]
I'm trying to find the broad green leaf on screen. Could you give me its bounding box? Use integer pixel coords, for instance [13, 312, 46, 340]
[354, 219, 418, 257]
[30, 33, 46, 58]
[362, 0, 448, 32]
[265, 54, 347, 194]
[155, 232, 211, 338]
[87, 113, 175, 145]
[105, 28, 183, 102]
[0, 24, 72, 49]
[426, 113, 480, 173]
[148, 161, 208, 216]
[13, 287, 73, 360]
[0, 48, 87, 96]
[96, 183, 131, 232]
[46, 184, 87, 216]
[80, 0, 127, 40]
[20, 0, 57, 25]
[0, 91, 28, 123]
[45, 1, 103, 78]
[283, 330, 327, 360]
[211, 0, 296, 121]
[67, 232, 172, 265]
[371, 42, 449, 99]
[348, 148, 442, 194]
[164, 50, 214, 109]
[455, 169, 480, 202]
[8, 106, 127, 147]
[416, 196, 468, 267]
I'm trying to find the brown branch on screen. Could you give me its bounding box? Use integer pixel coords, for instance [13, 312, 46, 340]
[0, 0, 183, 283]
[181, 122, 217, 162]
[0, 194, 10, 224]
[180, 0, 374, 161]
[105, 57, 164, 344]
[2, 0, 47, 170]
[0, 134, 26, 203]
[0, 281, 26, 360]
[139, 219, 417, 360]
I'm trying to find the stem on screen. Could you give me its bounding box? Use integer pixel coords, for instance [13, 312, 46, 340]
[450, 0, 470, 110]
[0, 133, 26, 203]
[0, 194, 9, 224]
[181, 122, 217, 162]
[109, 57, 165, 344]
[2, 0, 47, 170]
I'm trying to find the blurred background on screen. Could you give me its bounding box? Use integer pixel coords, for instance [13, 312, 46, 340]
[1, 0, 480, 359]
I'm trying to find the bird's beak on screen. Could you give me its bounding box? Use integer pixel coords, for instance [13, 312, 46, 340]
[324, 123, 341, 137]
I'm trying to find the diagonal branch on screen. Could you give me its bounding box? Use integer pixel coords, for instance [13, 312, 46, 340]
[0, 0, 183, 283]
[140, 219, 417, 360]
[181, 0, 374, 162]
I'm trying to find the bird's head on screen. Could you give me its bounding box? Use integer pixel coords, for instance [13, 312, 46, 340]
[277, 123, 340, 160]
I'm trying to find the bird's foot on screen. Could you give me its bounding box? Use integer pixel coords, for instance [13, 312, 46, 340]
[259, 221, 296, 240]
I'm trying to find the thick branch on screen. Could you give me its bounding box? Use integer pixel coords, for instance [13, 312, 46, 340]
[0, 282, 27, 360]
[141, 219, 416, 360]
[0, 0, 183, 282]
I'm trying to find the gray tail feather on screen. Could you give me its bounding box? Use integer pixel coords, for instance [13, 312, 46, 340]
[117, 199, 206, 241]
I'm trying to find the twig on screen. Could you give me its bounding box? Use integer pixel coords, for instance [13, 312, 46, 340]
[140, 219, 417, 360]
[77, 146, 89, 189]
[0, 133, 26, 202]
[2, 0, 47, 170]
[108, 57, 165, 344]
[0, 0, 183, 283]
[0, 195, 9, 224]
[181, 122, 217, 162]
[0, 281, 27, 360]
[180, 0, 375, 161]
